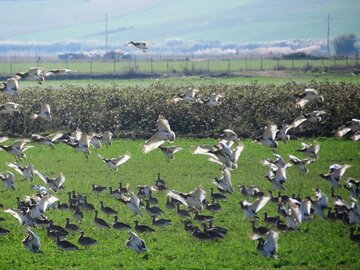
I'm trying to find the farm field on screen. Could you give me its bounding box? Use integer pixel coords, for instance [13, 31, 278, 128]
[0, 138, 359, 270]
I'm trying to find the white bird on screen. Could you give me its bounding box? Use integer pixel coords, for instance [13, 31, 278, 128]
[31, 103, 52, 121]
[212, 168, 234, 193]
[310, 189, 328, 220]
[335, 119, 360, 138]
[319, 164, 351, 187]
[29, 195, 59, 219]
[158, 145, 183, 159]
[203, 93, 223, 107]
[219, 129, 239, 144]
[277, 116, 307, 141]
[143, 115, 175, 153]
[44, 69, 72, 76]
[288, 154, 311, 174]
[33, 170, 65, 192]
[31, 133, 63, 149]
[0, 76, 20, 97]
[167, 187, 206, 212]
[0, 171, 16, 190]
[102, 131, 113, 146]
[119, 191, 142, 217]
[97, 153, 131, 170]
[0, 102, 21, 114]
[295, 88, 324, 109]
[171, 88, 201, 104]
[7, 162, 35, 181]
[256, 230, 279, 258]
[126, 41, 148, 52]
[4, 208, 34, 226]
[297, 142, 320, 160]
[16, 67, 45, 84]
[239, 195, 271, 220]
[256, 122, 278, 148]
[125, 231, 148, 253]
[350, 131, 360, 141]
[66, 133, 91, 159]
[22, 227, 41, 253]
[0, 139, 34, 161]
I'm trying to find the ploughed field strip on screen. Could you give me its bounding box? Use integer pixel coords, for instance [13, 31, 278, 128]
[0, 70, 360, 269]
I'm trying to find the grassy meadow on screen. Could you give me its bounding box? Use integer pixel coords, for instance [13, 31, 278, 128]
[0, 138, 359, 270]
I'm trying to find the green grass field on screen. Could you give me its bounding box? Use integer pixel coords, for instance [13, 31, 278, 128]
[0, 138, 359, 270]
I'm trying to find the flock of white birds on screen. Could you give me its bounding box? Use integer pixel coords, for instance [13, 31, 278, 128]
[0, 68, 360, 258]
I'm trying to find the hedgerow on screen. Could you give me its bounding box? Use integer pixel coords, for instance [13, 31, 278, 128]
[0, 81, 359, 138]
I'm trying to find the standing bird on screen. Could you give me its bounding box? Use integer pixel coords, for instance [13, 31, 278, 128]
[0, 76, 20, 97]
[31, 103, 52, 121]
[22, 227, 41, 253]
[0, 102, 21, 114]
[143, 115, 175, 153]
[97, 153, 131, 170]
[256, 122, 278, 149]
[295, 88, 324, 109]
[126, 41, 148, 52]
[78, 231, 97, 247]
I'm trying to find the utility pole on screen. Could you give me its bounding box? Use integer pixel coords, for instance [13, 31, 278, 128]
[327, 13, 330, 57]
[105, 13, 108, 53]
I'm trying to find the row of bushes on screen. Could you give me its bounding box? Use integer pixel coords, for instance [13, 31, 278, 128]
[0, 81, 359, 138]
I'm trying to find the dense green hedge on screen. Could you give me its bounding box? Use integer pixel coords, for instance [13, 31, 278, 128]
[0, 81, 359, 138]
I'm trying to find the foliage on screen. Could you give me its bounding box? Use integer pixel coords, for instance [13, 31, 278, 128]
[333, 33, 357, 56]
[0, 81, 359, 138]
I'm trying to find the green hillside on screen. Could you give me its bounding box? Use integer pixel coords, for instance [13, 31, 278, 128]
[1, 0, 360, 43]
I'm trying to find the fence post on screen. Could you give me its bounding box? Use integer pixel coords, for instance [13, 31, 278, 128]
[90, 58, 93, 74]
[150, 58, 153, 73]
[66, 57, 69, 69]
[113, 59, 116, 74]
[134, 58, 137, 72]
[277, 54, 280, 70]
[245, 58, 248, 71]
[166, 60, 169, 73]
[333, 56, 336, 66]
[346, 56, 348, 67]
[10, 56, 13, 74]
[260, 57, 263, 71]
[357, 50, 359, 65]
[292, 59, 295, 71]
[186, 57, 189, 71]
[207, 59, 210, 73]
[227, 59, 230, 72]
[322, 56, 325, 68]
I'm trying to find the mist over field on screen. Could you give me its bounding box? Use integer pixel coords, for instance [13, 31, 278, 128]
[1, 0, 360, 56]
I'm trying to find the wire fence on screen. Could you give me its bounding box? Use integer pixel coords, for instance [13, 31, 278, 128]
[0, 55, 359, 76]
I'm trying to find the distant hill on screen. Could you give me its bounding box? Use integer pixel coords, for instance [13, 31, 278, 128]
[1, 0, 359, 45]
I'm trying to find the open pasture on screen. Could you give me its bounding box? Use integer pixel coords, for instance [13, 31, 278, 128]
[0, 137, 359, 270]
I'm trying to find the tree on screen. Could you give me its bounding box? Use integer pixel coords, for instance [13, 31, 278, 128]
[333, 33, 357, 56]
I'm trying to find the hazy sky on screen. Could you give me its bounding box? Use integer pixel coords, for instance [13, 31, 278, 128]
[1, 0, 359, 43]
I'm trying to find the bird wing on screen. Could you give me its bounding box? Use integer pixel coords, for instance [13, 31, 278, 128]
[4, 208, 24, 224]
[249, 195, 271, 213]
[11, 139, 30, 150]
[191, 187, 206, 204]
[112, 154, 131, 167]
[33, 170, 49, 185]
[263, 123, 278, 140]
[41, 103, 51, 114]
[129, 192, 140, 208]
[291, 115, 307, 128]
[167, 190, 188, 206]
[335, 126, 352, 138]
[304, 88, 318, 97]
[143, 135, 165, 154]
[231, 143, 244, 163]
[37, 195, 59, 213]
[157, 116, 172, 132]
[295, 99, 308, 109]
[7, 162, 24, 176]
[55, 174, 65, 188]
[190, 145, 217, 155]
[288, 154, 300, 163]
[79, 133, 91, 148]
[71, 129, 82, 141]
[46, 133, 63, 142]
[166, 146, 183, 154]
[332, 165, 351, 179]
